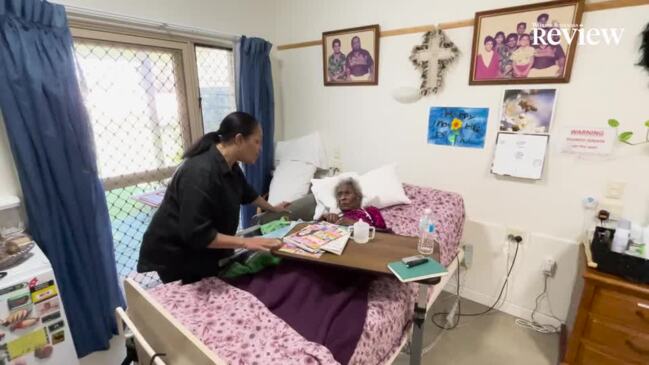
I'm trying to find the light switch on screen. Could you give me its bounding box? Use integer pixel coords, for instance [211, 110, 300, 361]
[605, 181, 626, 199]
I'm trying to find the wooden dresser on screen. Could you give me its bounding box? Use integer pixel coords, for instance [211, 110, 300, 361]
[563, 248, 649, 364]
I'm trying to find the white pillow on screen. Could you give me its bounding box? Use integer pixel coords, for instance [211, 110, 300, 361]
[359, 164, 411, 208]
[310, 164, 411, 219]
[275, 132, 328, 169]
[310, 172, 360, 219]
[267, 160, 317, 205]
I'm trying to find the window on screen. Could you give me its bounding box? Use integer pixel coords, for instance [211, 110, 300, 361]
[75, 39, 190, 187]
[72, 28, 235, 288]
[195, 45, 236, 133]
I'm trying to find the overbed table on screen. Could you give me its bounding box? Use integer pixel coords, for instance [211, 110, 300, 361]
[275, 224, 441, 365]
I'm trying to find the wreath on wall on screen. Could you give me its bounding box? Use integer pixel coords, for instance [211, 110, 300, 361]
[639, 22, 649, 74]
[409, 27, 460, 96]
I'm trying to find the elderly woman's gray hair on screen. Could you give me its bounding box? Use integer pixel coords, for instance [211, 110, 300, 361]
[334, 178, 363, 197]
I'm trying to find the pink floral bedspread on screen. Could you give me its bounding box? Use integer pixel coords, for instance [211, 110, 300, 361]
[148, 184, 465, 365]
[349, 183, 465, 364]
[382, 183, 465, 266]
[149, 278, 339, 364]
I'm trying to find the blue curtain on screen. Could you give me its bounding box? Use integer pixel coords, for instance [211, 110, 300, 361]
[236, 36, 275, 228]
[0, 0, 124, 357]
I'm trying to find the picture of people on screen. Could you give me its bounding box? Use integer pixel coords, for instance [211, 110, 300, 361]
[470, 0, 583, 84]
[322, 24, 379, 86]
[327, 38, 346, 81]
[500, 89, 557, 133]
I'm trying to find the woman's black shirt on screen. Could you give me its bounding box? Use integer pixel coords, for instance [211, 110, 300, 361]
[137, 146, 258, 283]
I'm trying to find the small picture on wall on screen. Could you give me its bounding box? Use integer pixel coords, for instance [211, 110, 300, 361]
[469, 0, 584, 85]
[500, 88, 557, 133]
[322, 24, 380, 86]
[428, 107, 489, 149]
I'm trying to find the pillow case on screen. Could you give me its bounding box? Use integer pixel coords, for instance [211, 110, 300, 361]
[310, 164, 410, 219]
[358, 164, 411, 208]
[267, 160, 317, 205]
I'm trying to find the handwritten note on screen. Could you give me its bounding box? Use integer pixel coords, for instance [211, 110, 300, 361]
[491, 133, 549, 180]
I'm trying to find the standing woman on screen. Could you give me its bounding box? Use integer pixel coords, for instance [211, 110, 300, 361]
[138, 112, 288, 284]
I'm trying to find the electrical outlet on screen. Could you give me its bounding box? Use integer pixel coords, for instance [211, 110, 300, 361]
[605, 181, 626, 199]
[600, 199, 624, 220]
[462, 244, 473, 269]
[543, 257, 557, 277]
[505, 227, 526, 244]
[333, 148, 341, 160]
[331, 148, 342, 171]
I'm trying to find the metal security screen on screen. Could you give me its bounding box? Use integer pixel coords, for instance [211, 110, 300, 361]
[74, 38, 191, 288]
[195, 45, 236, 133]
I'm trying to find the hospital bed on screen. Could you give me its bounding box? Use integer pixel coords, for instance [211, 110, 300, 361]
[117, 184, 465, 365]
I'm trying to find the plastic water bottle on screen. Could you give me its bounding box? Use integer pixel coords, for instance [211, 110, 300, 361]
[418, 208, 436, 255]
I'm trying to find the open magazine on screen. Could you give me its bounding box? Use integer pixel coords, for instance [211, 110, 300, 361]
[281, 222, 350, 256]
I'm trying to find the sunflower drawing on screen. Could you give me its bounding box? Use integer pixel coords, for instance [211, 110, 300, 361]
[451, 118, 463, 131]
[446, 118, 464, 144]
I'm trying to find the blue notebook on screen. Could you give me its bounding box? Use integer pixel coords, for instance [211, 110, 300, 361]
[387, 258, 448, 282]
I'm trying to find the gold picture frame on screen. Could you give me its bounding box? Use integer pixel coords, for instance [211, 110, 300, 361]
[469, 0, 584, 85]
[322, 24, 380, 86]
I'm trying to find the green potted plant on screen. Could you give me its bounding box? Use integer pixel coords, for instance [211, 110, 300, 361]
[607, 119, 649, 145]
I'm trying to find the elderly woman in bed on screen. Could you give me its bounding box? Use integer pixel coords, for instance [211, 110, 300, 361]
[321, 178, 388, 230]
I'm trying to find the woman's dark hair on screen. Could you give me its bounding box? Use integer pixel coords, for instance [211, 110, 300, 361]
[484, 36, 495, 45]
[332, 38, 341, 47]
[495, 31, 505, 41]
[183, 111, 259, 158]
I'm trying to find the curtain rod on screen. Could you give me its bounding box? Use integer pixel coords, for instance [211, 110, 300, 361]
[64, 5, 240, 43]
[277, 0, 649, 51]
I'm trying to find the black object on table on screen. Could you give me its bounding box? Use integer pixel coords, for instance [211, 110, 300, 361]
[591, 226, 649, 284]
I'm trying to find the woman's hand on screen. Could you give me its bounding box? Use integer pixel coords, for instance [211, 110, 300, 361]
[253, 197, 291, 215]
[272, 201, 291, 213]
[321, 213, 339, 223]
[243, 237, 283, 252]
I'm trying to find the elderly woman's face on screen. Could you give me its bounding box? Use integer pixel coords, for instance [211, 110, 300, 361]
[336, 184, 361, 211]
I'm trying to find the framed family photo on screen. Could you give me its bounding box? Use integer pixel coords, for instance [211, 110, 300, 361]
[322, 24, 380, 86]
[469, 0, 584, 85]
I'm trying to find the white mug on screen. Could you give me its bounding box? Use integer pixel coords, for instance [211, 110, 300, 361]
[350, 221, 375, 244]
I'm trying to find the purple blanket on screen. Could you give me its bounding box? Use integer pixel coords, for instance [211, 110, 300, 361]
[226, 260, 373, 365]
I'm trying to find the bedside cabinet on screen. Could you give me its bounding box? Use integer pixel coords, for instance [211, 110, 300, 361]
[563, 248, 649, 364]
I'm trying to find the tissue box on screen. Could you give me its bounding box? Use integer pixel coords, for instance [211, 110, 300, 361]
[0, 196, 23, 238]
[591, 226, 649, 284]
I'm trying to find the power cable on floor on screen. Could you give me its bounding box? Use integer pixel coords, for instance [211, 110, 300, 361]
[431, 237, 522, 330]
[514, 274, 562, 334]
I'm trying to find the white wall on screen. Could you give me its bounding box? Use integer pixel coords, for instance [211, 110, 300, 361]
[0, 118, 20, 197]
[0, 0, 277, 199]
[273, 0, 649, 325]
